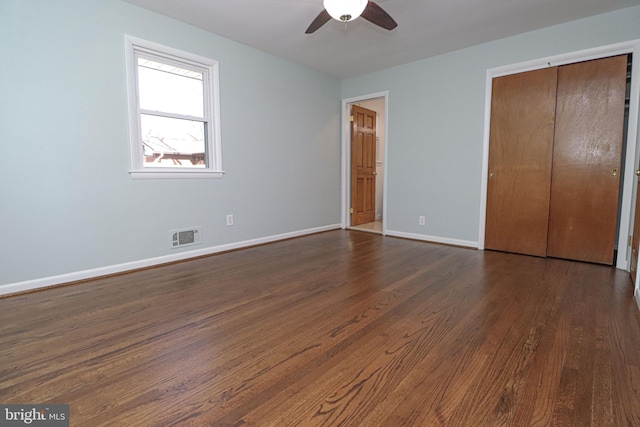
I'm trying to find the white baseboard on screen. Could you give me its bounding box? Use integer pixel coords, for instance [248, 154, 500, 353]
[0, 224, 341, 297]
[385, 230, 478, 249]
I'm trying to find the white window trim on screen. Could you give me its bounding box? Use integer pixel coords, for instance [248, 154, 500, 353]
[124, 35, 223, 179]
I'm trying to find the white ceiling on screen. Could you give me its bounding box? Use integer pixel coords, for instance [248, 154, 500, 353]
[122, 0, 640, 78]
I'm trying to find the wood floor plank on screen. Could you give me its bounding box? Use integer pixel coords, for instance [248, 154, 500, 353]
[1, 230, 640, 426]
[232, 251, 487, 426]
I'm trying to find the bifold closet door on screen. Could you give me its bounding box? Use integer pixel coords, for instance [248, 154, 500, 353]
[485, 67, 558, 257]
[546, 55, 627, 265]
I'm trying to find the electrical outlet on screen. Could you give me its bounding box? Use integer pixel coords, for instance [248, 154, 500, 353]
[419, 216, 426, 226]
[226, 214, 234, 226]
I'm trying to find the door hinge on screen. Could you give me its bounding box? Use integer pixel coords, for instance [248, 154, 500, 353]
[630, 235, 633, 246]
[349, 208, 354, 214]
[349, 115, 354, 122]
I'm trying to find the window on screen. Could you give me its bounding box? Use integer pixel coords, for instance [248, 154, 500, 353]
[125, 36, 222, 178]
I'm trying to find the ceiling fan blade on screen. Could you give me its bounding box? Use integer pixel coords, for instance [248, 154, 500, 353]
[305, 9, 331, 34]
[361, 1, 397, 30]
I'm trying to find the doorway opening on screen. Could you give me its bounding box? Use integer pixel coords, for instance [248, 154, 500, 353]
[342, 92, 388, 235]
[614, 54, 633, 265]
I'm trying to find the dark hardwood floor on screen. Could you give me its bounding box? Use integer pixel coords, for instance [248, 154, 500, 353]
[2, 230, 640, 426]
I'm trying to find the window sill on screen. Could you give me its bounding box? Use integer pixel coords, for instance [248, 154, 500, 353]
[129, 170, 225, 179]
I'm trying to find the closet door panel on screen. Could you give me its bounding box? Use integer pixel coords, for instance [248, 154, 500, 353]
[546, 55, 627, 264]
[485, 67, 558, 257]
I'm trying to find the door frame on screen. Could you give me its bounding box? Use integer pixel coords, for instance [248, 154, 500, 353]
[341, 91, 389, 234]
[478, 40, 640, 273]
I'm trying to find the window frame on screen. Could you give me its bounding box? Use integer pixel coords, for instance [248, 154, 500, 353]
[124, 35, 223, 179]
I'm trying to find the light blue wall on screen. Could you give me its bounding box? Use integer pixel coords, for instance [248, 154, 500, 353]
[0, 0, 341, 287]
[342, 6, 640, 244]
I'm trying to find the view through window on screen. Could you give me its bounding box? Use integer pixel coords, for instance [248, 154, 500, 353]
[137, 57, 206, 168]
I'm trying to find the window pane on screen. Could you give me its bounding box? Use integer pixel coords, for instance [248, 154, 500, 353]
[141, 114, 206, 168]
[138, 58, 204, 118]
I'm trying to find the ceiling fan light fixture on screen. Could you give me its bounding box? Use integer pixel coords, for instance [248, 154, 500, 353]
[323, 0, 368, 22]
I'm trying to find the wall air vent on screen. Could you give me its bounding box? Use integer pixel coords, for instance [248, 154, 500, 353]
[170, 227, 202, 249]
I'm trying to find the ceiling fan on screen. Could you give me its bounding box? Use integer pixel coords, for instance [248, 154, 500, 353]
[305, 0, 398, 34]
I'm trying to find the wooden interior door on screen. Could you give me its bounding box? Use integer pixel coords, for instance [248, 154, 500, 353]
[546, 55, 627, 265]
[630, 167, 640, 284]
[351, 105, 377, 226]
[485, 67, 558, 257]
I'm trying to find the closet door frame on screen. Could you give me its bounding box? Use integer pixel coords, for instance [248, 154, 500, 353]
[478, 40, 640, 273]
